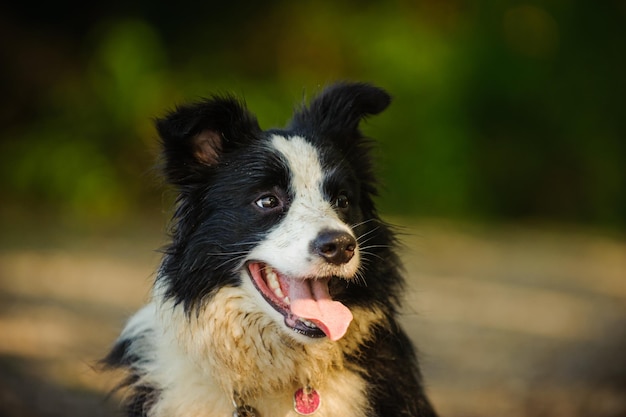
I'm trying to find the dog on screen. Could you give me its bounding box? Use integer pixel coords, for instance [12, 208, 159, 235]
[103, 82, 438, 417]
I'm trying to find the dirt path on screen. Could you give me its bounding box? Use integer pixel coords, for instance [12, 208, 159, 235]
[0, 221, 624, 416]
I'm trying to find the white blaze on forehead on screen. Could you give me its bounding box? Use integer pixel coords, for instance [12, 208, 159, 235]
[270, 135, 325, 199]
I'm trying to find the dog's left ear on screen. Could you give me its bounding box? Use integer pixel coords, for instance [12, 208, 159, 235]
[289, 82, 391, 145]
[156, 96, 261, 186]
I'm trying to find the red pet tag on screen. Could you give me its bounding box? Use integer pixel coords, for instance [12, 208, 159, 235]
[293, 387, 321, 415]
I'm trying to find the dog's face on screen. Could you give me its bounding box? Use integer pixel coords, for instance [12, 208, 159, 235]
[156, 83, 391, 343]
[244, 133, 365, 341]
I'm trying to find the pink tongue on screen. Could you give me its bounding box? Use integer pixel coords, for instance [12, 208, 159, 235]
[289, 278, 353, 341]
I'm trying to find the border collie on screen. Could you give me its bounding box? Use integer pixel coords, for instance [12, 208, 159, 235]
[103, 82, 438, 417]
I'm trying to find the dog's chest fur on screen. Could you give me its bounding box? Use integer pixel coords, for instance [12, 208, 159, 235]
[124, 285, 382, 416]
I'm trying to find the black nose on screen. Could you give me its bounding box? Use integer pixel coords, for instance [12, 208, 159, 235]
[312, 230, 357, 265]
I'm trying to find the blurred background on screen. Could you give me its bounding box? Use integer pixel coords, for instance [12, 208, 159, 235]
[0, 1, 624, 416]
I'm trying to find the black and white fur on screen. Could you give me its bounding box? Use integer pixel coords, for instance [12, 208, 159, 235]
[103, 82, 438, 417]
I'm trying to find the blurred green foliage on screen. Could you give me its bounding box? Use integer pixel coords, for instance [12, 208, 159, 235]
[1, 1, 624, 229]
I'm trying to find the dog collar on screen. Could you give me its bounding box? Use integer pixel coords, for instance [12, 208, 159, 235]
[231, 386, 321, 416]
[294, 386, 321, 415]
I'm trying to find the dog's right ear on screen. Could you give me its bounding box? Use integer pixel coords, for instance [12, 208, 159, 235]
[156, 96, 261, 186]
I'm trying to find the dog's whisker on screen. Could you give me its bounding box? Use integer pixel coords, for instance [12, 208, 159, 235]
[359, 243, 392, 250]
[356, 236, 379, 249]
[359, 250, 387, 262]
[205, 256, 249, 271]
[351, 269, 368, 287]
[356, 232, 379, 245]
[350, 218, 379, 229]
[357, 226, 379, 235]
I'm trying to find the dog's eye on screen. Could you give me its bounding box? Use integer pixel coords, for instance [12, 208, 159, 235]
[335, 193, 349, 210]
[255, 195, 281, 210]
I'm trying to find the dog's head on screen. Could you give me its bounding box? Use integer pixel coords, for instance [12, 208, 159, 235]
[156, 82, 393, 343]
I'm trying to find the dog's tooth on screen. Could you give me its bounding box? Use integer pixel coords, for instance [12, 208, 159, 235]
[268, 273, 279, 289]
[264, 267, 286, 300]
[284, 296, 290, 305]
[273, 286, 286, 300]
[266, 268, 278, 286]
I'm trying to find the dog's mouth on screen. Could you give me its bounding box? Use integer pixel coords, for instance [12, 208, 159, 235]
[246, 262, 353, 341]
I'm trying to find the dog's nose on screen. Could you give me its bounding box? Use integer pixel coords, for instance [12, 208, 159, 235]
[312, 230, 357, 265]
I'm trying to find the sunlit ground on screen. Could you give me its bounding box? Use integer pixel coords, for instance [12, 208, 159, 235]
[0, 219, 624, 417]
